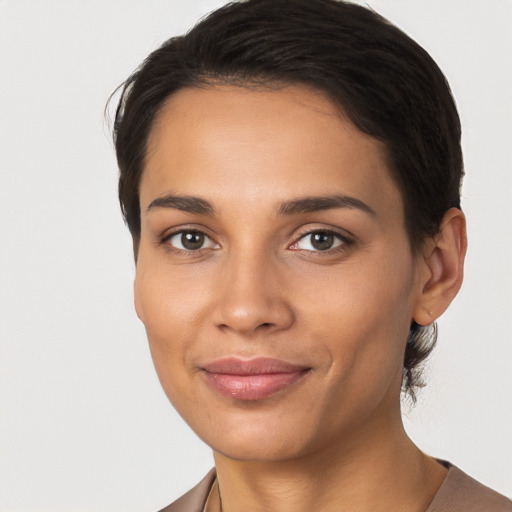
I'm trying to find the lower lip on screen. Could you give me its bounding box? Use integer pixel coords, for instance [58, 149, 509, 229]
[202, 370, 308, 401]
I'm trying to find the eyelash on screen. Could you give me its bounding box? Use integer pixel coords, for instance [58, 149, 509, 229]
[289, 228, 353, 255]
[160, 227, 354, 255]
[160, 228, 218, 255]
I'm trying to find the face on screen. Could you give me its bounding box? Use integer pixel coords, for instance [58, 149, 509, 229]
[135, 85, 427, 462]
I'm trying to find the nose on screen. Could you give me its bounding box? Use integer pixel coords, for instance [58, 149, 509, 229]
[212, 251, 295, 337]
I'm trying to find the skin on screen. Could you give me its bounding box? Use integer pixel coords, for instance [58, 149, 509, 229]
[135, 85, 466, 512]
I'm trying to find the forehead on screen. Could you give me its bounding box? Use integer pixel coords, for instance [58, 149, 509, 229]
[142, 84, 403, 222]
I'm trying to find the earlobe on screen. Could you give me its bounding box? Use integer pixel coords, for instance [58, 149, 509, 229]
[413, 208, 467, 326]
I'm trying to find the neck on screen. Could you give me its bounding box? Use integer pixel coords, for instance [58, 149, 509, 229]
[211, 413, 446, 512]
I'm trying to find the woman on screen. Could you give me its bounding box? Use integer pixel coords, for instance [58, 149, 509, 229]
[111, 0, 511, 510]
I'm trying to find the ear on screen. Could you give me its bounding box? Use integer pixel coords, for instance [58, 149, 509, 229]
[413, 208, 467, 326]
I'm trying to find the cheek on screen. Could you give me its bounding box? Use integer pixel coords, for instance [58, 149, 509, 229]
[297, 253, 416, 387]
[134, 266, 211, 397]
[135, 256, 213, 332]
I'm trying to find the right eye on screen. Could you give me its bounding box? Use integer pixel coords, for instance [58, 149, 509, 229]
[165, 230, 219, 251]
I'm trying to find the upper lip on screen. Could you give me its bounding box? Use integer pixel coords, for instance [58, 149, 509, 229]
[201, 357, 310, 375]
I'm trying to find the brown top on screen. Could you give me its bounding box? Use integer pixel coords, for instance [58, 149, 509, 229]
[158, 463, 512, 512]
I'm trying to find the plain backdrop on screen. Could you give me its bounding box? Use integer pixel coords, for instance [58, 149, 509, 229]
[0, 1, 510, 510]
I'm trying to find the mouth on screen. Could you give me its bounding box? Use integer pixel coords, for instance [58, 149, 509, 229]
[200, 357, 311, 401]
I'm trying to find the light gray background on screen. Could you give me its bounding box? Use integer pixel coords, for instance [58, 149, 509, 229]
[0, 1, 510, 510]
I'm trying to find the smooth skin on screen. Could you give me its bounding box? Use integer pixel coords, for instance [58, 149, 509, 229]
[135, 85, 467, 512]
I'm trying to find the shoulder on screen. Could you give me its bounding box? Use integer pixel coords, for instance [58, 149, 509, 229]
[157, 469, 216, 512]
[427, 462, 512, 512]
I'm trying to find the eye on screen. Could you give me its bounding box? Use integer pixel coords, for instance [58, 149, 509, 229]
[290, 230, 346, 251]
[165, 230, 218, 251]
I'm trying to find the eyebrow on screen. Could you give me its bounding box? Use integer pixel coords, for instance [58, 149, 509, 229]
[278, 195, 376, 217]
[146, 195, 215, 215]
[146, 193, 376, 217]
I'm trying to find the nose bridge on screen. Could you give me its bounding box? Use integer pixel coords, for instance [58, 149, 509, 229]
[213, 242, 293, 335]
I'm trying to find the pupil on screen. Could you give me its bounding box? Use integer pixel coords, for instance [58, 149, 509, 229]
[181, 232, 204, 250]
[311, 232, 333, 250]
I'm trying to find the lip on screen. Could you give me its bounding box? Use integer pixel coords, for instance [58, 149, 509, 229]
[201, 357, 311, 401]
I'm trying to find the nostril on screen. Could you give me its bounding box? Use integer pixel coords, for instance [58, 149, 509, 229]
[213, 296, 295, 336]
[217, 321, 276, 335]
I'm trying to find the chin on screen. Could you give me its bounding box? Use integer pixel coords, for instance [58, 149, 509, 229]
[184, 402, 326, 463]
[210, 431, 309, 463]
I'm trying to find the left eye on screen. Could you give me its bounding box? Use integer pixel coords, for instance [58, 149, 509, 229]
[166, 230, 218, 251]
[291, 231, 345, 251]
